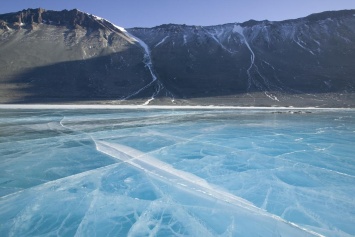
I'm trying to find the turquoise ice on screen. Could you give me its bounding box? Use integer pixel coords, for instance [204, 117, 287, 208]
[0, 108, 354, 236]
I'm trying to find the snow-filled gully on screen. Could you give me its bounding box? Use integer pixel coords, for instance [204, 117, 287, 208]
[93, 15, 163, 105]
[203, 27, 236, 54]
[154, 36, 169, 48]
[233, 25, 255, 90]
[294, 37, 315, 55]
[233, 25, 280, 102]
[112, 26, 170, 105]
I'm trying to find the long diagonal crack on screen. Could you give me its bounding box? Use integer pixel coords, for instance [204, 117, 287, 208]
[95, 141, 324, 237]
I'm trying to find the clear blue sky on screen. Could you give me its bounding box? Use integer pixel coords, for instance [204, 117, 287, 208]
[1, 0, 355, 28]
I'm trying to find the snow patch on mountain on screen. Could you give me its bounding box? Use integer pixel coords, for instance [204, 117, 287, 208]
[204, 28, 234, 53]
[233, 24, 256, 90]
[120, 31, 156, 80]
[294, 38, 315, 55]
[154, 36, 169, 48]
[183, 35, 187, 44]
[98, 23, 162, 104]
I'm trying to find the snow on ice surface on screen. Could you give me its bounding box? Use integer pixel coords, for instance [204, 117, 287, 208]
[1, 108, 355, 237]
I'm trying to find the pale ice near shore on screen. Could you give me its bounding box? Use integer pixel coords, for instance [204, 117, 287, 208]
[0, 107, 354, 236]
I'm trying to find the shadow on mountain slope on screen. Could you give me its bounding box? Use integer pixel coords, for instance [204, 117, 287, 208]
[1, 9, 355, 107]
[0, 52, 159, 104]
[1, 49, 354, 107]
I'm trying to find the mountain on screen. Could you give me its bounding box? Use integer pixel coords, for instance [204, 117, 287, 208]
[0, 9, 161, 104]
[0, 8, 355, 107]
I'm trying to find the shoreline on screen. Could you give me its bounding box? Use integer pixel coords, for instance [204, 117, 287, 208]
[0, 104, 354, 111]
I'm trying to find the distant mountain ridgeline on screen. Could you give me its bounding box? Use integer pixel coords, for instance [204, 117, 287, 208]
[0, 8, 354, 107]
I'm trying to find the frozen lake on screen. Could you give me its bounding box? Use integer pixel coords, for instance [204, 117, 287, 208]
[0, 107, 354, 236]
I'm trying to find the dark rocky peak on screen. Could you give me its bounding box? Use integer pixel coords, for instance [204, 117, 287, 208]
[240, 19, 267, 27]
[129, 9, 355, 35]
[0, 8, 125, 33]
[305, 9, 355, 22]
[236, 9, 355, 29]
[0, 8, 45, 29]
[155, 23, 186, 30]
[271, 9, 355, 26]
[148, 23, 191, 34]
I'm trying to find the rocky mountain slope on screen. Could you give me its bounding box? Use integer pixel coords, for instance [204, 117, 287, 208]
[0, 8, 354, 106]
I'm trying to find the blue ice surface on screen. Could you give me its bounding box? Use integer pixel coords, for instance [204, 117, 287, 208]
[0, 108, 354, 236]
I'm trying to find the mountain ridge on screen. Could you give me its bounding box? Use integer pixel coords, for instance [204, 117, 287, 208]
[0, 8, 354, 107]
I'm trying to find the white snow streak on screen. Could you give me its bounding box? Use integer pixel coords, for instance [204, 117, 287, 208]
[110, 26, 174, 104]
[107, 25, 162, 104]
[142, 81, 163, 105]
[265, 92, 280, 101]
[91, 14, 103, 21]
[154, 36, 169, 48]
[204, 28, 235, 54]
[122, 80, 156, 101]
[183, 35, 187, 45]
[109, 25, 157, 82]
[262, 60, 275, 70]
[233, 25, 255, 90]
[75, 13, 160, 103]
[255, 66, 280, 101]
[233, 25, 281, 101]
[294, 38, 315, 55]
[312, 39, 321, 46]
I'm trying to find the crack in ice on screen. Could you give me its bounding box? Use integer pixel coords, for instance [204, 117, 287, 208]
[95, 141, 325, 237]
